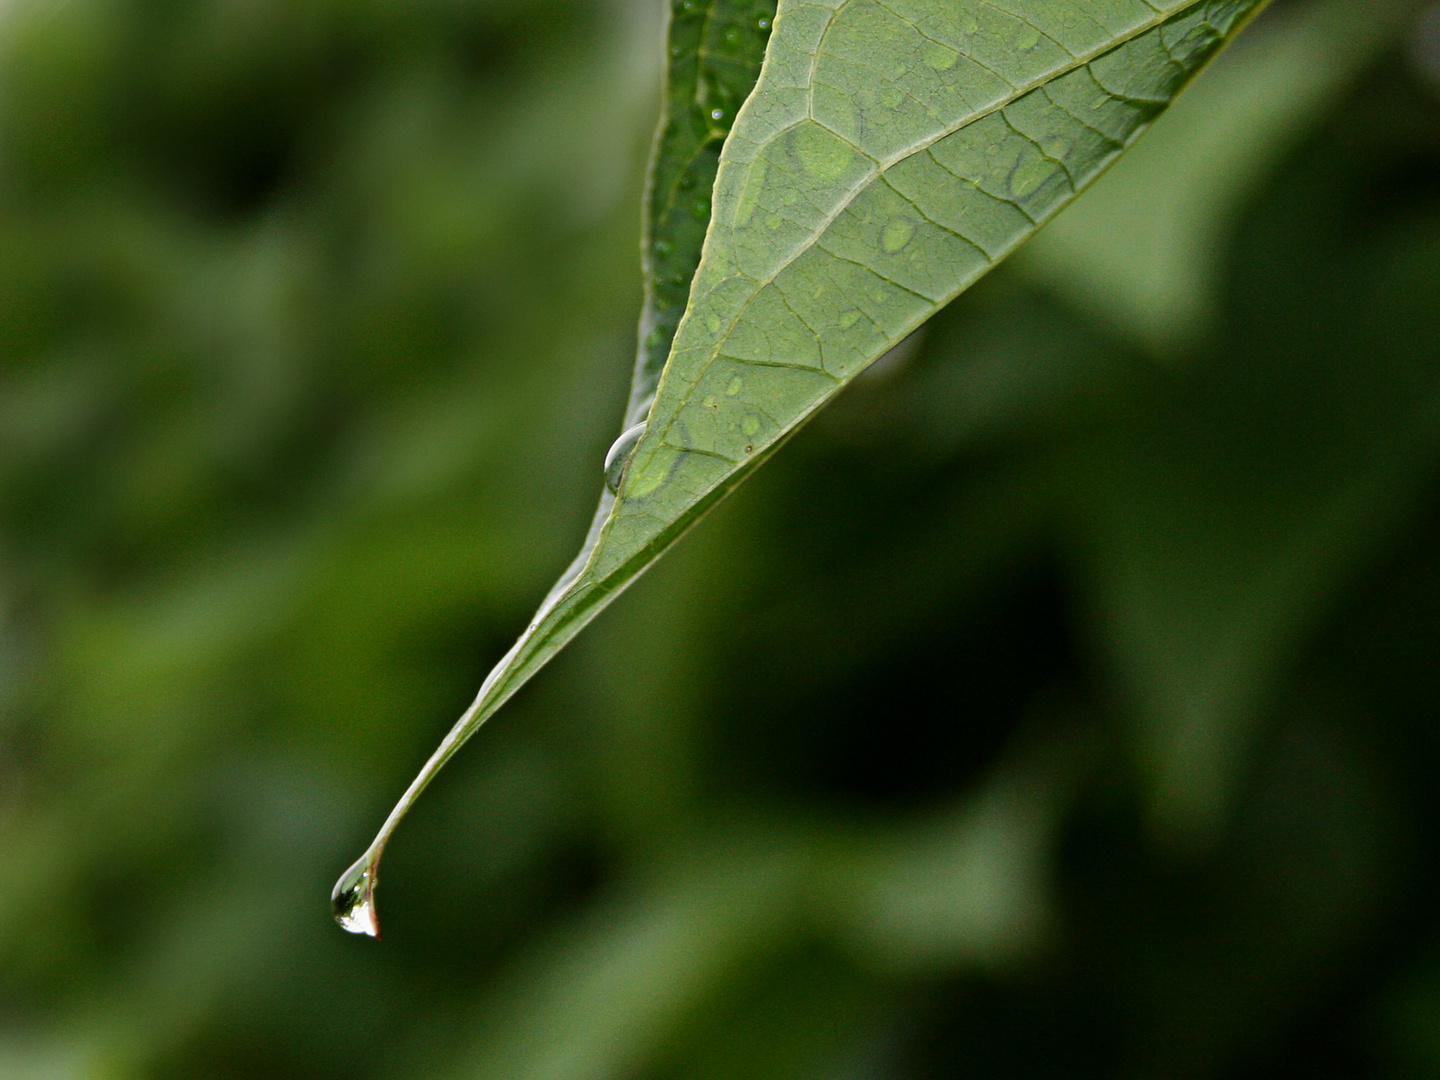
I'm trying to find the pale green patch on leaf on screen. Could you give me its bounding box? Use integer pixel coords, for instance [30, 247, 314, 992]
[335, 0, 1270, 935]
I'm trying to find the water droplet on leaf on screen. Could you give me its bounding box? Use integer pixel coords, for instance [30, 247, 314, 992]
[332, 859, 380, 938]
[756, 15, 771, 31]
[692, 200, 710, 219]
[881, 219, 915, 253]
[605, 422, 648, 494]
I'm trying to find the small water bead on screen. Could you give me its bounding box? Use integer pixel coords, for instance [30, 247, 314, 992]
[723, 27, 742, 44]
[710, 108, 725, 121]
[654, 240, 672, 258]
[691, 200, 710, 219]
[756, 15, 771, 31]
[604, 422, 648, 494]
[331, 859, 380, 938]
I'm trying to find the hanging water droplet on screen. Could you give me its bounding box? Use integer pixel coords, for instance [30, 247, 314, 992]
[756, 15, 771, 31]
[604, 422, 648, 494]
[710, 108, 725, 122]
[332, 858, 380, 938]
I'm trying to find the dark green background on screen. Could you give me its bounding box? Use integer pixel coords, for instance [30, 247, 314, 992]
[3, 0, 1440, 1076]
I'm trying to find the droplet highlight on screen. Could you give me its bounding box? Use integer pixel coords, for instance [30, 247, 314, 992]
[604, 421, 648, 494]
[331, 858, 380, 938]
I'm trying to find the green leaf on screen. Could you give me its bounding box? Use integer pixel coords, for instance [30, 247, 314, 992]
[334, 0, 1270, 935]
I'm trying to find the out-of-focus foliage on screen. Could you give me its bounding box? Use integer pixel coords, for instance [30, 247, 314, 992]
[1, 0, 1439, 1077]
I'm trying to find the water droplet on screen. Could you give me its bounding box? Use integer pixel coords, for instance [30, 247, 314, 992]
[678, 174, 695, 190]
[654, 239, 672, 258]
[756, 15, 771, 31]
[332, 859, 380, 938]
[881, 219, 915, 253]
[724, 27, 742, 44]
[692, 200, 710, 219]
[922, 41, 958, 71]
[670, 272, 688, 286]
[671, 44, 684, 57]
[711, 108, 725, 121]
[605, 421, 648, 494]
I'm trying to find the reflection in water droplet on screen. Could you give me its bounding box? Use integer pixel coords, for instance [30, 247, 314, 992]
[605, 422, 648, 494]
[332, 859, 380, 938]
[756, 15, 771, 31]
[711, 108, 725, 121]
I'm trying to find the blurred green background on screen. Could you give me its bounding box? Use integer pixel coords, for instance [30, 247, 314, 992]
[3, 0, 1440, 1076]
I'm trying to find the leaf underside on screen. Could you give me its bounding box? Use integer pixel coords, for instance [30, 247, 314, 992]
[335, 0, 1269, 934]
